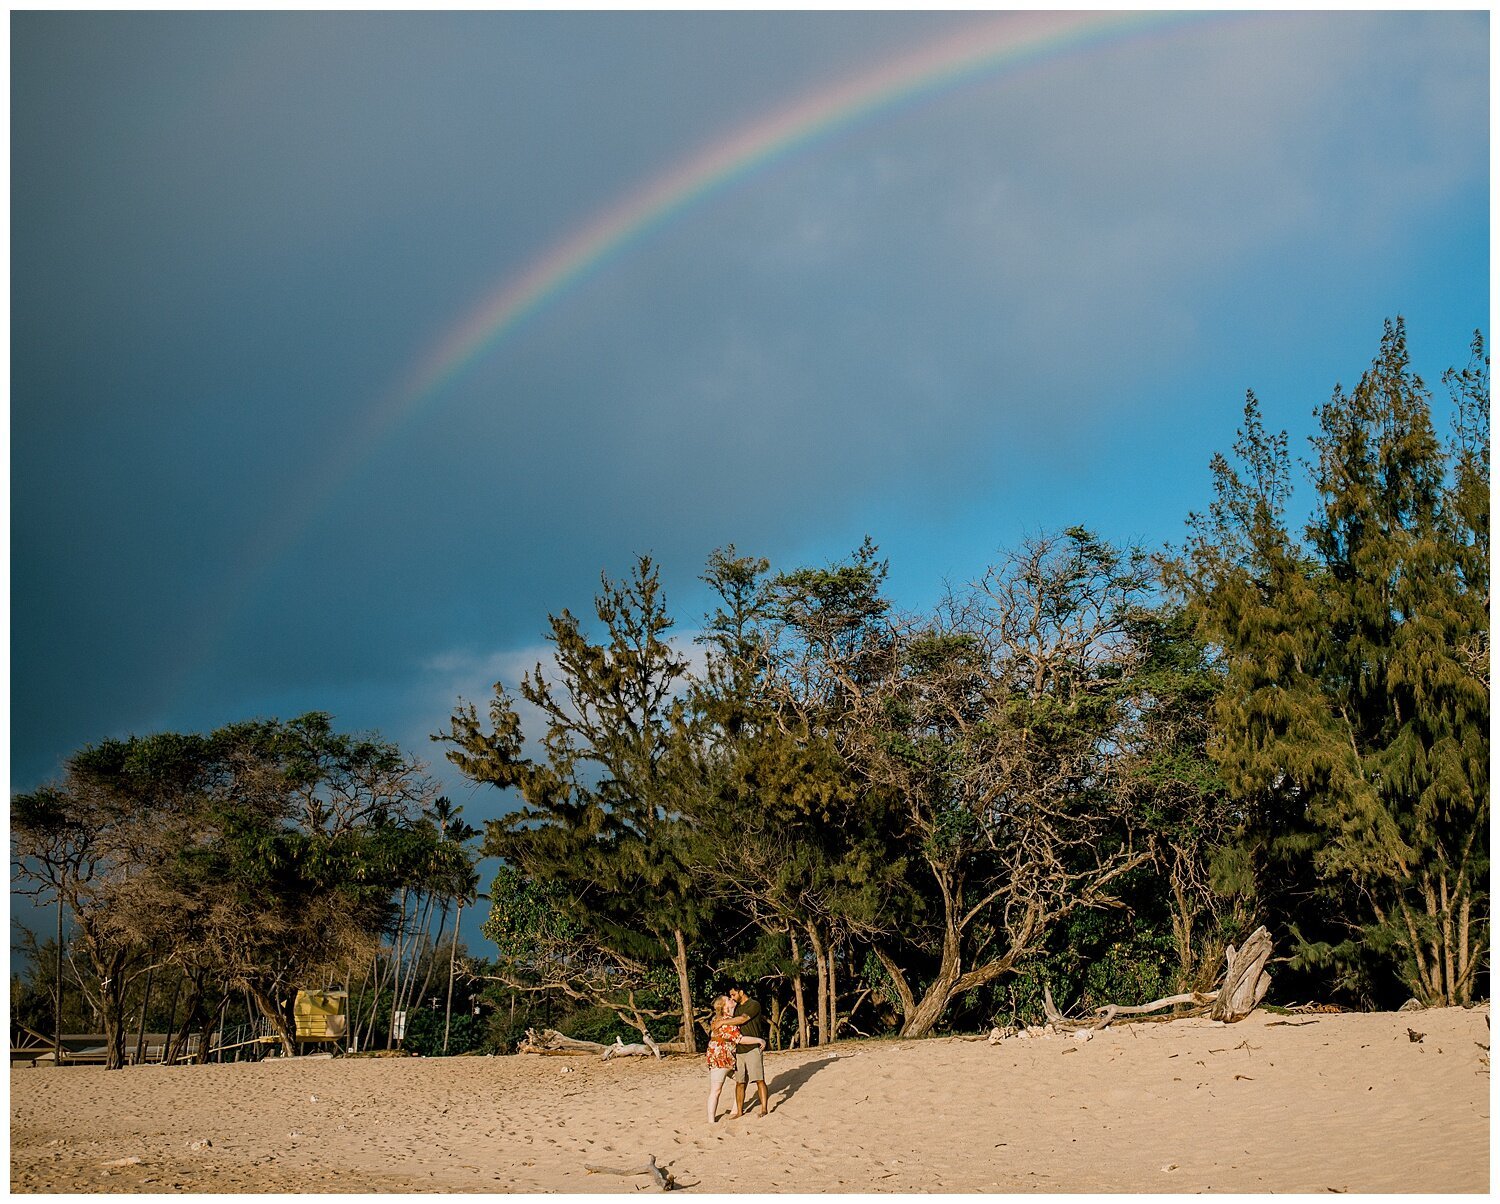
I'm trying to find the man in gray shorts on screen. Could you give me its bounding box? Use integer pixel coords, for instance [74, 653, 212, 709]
[728, 987, 769, 1117]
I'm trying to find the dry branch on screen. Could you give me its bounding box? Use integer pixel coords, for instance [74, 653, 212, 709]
[584, 1154, 676, 1191]
[1089, 991, 1219, 1029]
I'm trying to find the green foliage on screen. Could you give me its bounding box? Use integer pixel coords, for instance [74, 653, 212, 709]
[402, 1006, 486, 1057]
[555, 1005, 642, 1046]
[437, 557, 704, 1038]
[852, 528, 1163, 1035]
[426, 323, 1489, 1049]
[12, 712, 464, 1064]
[1182, 320, 1489, 1006]
[716, 926, 797, 986]
[482, 866, 580, 965]
[1001, 904, 1179, 1027]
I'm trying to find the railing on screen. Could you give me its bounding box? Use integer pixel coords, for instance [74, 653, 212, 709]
[9, 1025, 202, 1066]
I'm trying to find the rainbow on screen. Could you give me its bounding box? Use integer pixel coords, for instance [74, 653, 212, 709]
[179, 10, 1213, 697]
[398, 9, 1194, 412]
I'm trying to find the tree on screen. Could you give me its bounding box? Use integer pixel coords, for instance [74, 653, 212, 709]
[17, 714, 444, 1059]
[1183, 321, 1488, 1005]
[730, 541, 907, 1044]
[11, 735, 212, 1069]
[170, 716, 441, 1052]
[1443, 331, 1489, 692]
[668, 676, 894, 1047]
[423, 798, 484, 1055]
[378, 797, 482, 1051]
[1121, 603, 1253, 992]
[1175, 389, 1338, 995]
[438, 556, 705, 1046]
[857, 529, 1157, 1036]
[13, 782, 135, 1067]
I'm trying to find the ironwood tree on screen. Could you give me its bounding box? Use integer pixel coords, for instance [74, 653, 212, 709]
[1119, 603, 1254, 993]
[666, 544, 904, 1047]
[1183, 321, 1488, 1005]
[13, 778, 154, 1069]
[437, 556, 708, 1048]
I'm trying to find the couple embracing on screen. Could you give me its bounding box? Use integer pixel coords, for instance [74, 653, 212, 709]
[705, 987, 770, 1123]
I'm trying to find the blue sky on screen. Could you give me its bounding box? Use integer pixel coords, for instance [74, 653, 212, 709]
[10, 10, 1489, 951]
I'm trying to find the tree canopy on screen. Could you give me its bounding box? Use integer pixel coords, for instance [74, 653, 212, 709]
[17, 319, 1487, 1065]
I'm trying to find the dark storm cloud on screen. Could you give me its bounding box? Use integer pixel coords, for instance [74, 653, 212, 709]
[11, 9, 1487, 801]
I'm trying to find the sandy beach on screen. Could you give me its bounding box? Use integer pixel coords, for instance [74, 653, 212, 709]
[10, 1005, 1488, 1193]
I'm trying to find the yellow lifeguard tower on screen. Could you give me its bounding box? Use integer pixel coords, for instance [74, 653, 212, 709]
[293, 989, 349, 1049]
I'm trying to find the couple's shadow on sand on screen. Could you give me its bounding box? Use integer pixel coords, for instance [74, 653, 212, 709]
[769, 1054, 840, 1110]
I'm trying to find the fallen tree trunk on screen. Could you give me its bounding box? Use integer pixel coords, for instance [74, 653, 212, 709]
[520, 1028, 672, 1058]
[518, 1029, 608, 1055]
[1039, 926, 1273, 1033]
[602, 1033, 662, 1060]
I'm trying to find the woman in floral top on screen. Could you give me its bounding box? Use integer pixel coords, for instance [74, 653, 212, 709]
[706, 994, 764, 1123]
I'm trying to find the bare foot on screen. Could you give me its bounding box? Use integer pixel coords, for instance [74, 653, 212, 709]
[729, 1110, 743, 1118]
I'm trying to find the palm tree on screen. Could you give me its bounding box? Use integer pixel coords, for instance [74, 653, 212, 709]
[444, 868, 484, 1054]
[420, 798, 482, 1054]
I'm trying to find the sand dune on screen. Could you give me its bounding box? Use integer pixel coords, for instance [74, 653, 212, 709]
[10, 1005, 1488, 1193]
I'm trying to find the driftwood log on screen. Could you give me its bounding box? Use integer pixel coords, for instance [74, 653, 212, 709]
[519, 1028, 672, 1058]
[583, 1154, 676, 1191]
[518, 1029, 604, 1055]
[1209, 926, 1273, 1022]
[603, 1033, 663, 1060]
[1039, 925, 1274, 1033]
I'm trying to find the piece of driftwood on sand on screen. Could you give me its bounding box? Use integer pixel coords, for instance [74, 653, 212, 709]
[517, 1028, 670, 1058]
[583, 1154, 677, 1190]
[1040, 926, 1274, 1033]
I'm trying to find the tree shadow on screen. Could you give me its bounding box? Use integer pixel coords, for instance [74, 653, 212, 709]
[770, 1054, 841, 1108]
